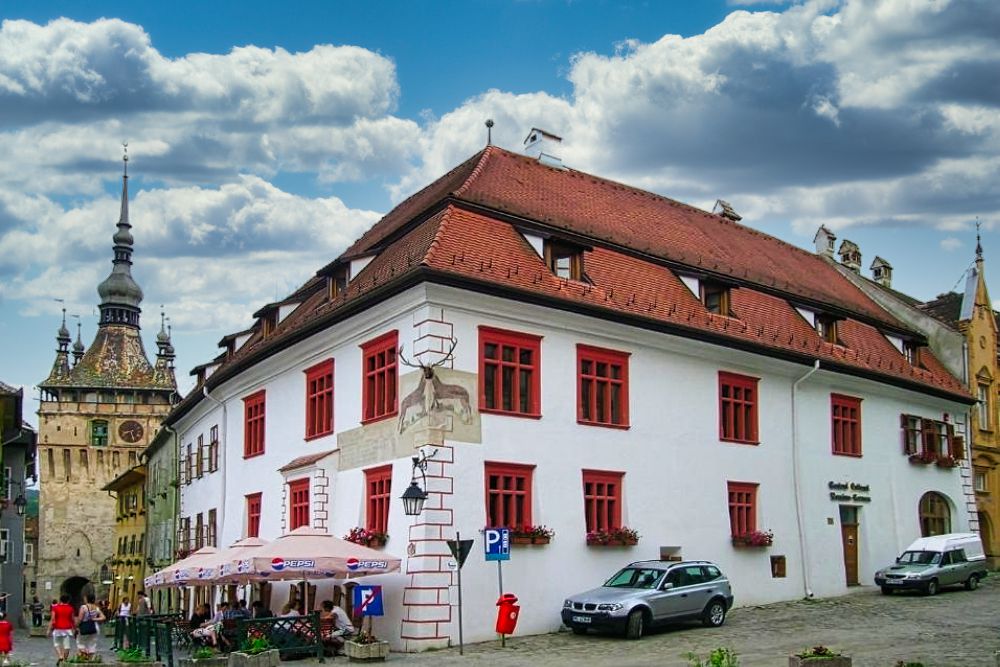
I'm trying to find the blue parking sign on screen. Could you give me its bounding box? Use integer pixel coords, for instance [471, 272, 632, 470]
[353, 585, 384, 616]
[484, 528, 510, 561]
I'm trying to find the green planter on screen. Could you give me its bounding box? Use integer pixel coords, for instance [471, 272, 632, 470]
[178, 658, 229, 667]
[788, 656, 852, 667]
[228, 649, 281, 667]
[344, 640, 390, 662]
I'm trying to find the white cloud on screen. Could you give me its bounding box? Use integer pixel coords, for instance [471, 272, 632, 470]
[940, 237, 963, 252]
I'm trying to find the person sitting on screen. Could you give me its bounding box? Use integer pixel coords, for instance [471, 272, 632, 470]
[191, 602, 226, 647]
[250, 600, 273, 619]
[278, 603, 300, 618]
[189, 603, 211, 630]
[319, 600, 355, 655]
[232, 599, 251, 619]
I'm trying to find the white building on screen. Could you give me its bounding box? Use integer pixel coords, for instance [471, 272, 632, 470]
[167, 138, 975, 651]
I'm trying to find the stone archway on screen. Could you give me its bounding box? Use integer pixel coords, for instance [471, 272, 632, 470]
[978, 512, 993, 555]
[918, 491, 951, 536]
[61, 576, 94, 609]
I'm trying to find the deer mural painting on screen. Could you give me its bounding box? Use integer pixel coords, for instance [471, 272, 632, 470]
[397, 338, 473, 432]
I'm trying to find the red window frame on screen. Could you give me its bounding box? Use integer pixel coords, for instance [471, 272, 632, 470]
[719, 371, 759, 444]
[727, 481, 758, 537]
[243, 390, 266, 458]
[479, 326, 542, 417]
[304, 359, 334, 440]
[582, 470, 623, 533]
[484, 462, 534, 530]
[577, 344, 630, 428]
[246, 493, 262, 538]
[288, 478, 310, 530]
[361, 331, 398, 423]
[365, 465, 392, 535]
[831, 394, 862, 457]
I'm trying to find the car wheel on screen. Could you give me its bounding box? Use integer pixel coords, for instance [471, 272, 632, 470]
[625, 609, 644, 640]
[925, 579, 939, 596]
[880, 586, 892, 595]
[965, 576, 979, 591]
[571, 626, 588, 635]
[702, 598, 727, 627]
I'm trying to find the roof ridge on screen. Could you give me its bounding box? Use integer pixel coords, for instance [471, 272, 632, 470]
[453, 146, 495, 198]
[423, 206, 453, 267]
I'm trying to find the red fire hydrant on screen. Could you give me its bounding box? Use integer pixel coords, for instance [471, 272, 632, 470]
[495, 593, 520, 635]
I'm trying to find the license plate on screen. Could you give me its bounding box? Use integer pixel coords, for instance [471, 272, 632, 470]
[571, 615, 591, 624]
[885, 579, 903, 585]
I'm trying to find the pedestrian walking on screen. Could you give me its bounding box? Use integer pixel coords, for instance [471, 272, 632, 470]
[29, 596, 43, 627]
[114, 597, 131, 649]
[76, 593, 105, 661]
[48, 594, 75, 664]
[0, 611, 13, 663]
[135, 591, 153, 616]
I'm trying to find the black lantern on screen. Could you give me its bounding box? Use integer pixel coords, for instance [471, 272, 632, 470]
[400, 447, 437, 517]
[12, 493, 26, 517]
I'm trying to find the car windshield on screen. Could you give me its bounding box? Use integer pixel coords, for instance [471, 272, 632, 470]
[604, 567, 664, 589]
[898, 550, 940, 565]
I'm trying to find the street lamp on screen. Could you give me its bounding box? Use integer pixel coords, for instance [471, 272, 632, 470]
[400, 448, 437, 516]
[12, 494, 26, 517]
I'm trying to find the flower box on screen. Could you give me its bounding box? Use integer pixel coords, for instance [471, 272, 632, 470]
[177, 658, 228, 667]
[586, 537, 639, 546]
[908, 451, 937, 465]
[344, 639, 390, 662]
[585, 527, 640, 546]
[788, 655, 851, 666]
[732, 530, 774, 548]
[936, 455, 958, 468]
[511, 534, 550, 545]
[228, 649, 280, 667]
[344, 527, 389, 548]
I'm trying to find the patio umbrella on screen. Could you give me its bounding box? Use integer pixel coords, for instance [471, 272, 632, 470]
[144, 546, 219, 588]
[206, 537, 269, 584]
[233, 526, 402, 581]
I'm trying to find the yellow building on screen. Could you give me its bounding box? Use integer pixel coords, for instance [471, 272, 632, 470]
[103, 465, 147, 607]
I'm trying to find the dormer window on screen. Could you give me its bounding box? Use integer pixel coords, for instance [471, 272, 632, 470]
[815, 314, 840, 344]
[327, 266, 349, 300]
[262, 310, 278, 338]
[544, 240, 584, 281]
[701, 282, 731, 316]
[903, 341, 918, 365]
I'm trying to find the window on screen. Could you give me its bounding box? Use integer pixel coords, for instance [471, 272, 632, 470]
[485, 462, 534, 530]
[327, 266, 349, 300]
[978, 383, 992, 431]
[582, 470, 623, 533]
[975, 469, 988, 493]
[479, 326, 541, 417]
[305, 359, 334, 439]
[246, 493, 262, 538]
[903, 341, 919, 365]
[288, 478, 310, 530]
[208, 508, 217, 547]
[24, 542, 33, 565]
[91, 420, 108, 447]
[701, 282, 731, 316]
[179, 517, 191, 553]
[919, 491, 951, 537]
[831, 394, 862, 457]
[243, 390, 266, 458]
[719, 372, 759, 443]
[816, 315, 840, 344]
[901, 414, 922, 455]
[2, 467, 9, 500]
[922, 419, 951, 456]
[195, 513, 204, 549]
[208, 425, 219, 472]
[544, 240, 583, 280]
[365, 465, 392, 535]
[577, 345, 629, 427]
[185, 444, 193, 484]
[361, 331, 398, 423]
[195, 435, 204, 478]
[727, 482, 758, 537]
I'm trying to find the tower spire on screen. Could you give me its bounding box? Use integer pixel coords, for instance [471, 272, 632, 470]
[72, 317, 85, 365]
[976, 217, 983, 264]
[96, 145, 144, 328]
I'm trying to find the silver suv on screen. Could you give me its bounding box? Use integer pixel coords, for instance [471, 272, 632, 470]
[561, 560, 734, 639]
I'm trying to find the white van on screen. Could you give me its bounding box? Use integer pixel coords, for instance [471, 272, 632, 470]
[874, 533, 988, 595]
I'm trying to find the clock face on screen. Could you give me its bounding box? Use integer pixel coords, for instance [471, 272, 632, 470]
[118, 420, 144, 444]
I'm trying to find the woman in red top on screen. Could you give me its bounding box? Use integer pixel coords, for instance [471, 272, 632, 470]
[48, 594, 76, 663]
[0, 611, 13, 660]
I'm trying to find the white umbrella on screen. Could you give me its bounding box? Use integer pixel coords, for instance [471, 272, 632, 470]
[144, 546, 219, 588]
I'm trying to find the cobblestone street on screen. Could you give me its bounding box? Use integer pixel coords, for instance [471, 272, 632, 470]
[9, 578, 1000, 666]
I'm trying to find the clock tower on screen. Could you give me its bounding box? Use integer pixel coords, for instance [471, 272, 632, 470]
[36, 151, 180, 607]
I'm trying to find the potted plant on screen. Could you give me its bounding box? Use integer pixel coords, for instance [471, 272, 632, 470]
[230, 637, 280, 667]
[732, 530, 774, 548]
[67, 657, 104, 664]
[789, 646, 852, 666]
[510, 524, 555, 545]
[908, 450, 938, 466]
[344, 526, 389, 548]
[586, 526, 640, 546]
[178, 646, 228, 667]
[687, 647, 740, 666]
[344, 616, 389, 662]
[935, 454, 958, 468]
[113, 648, 163, 666]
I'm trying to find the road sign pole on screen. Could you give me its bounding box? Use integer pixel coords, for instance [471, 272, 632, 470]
[456, 531, 465, 656]
[497, 559, 505, 648]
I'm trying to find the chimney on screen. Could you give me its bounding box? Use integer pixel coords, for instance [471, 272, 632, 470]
[523, 128, 563, 169]
[712, 199, 742, 222]
[870, 256, 893, 288]
[813, 225, 836, 258]
[838, 239, 861, 273]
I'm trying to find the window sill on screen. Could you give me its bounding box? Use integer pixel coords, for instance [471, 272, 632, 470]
[511, 535, 551, 546]
[577, 420, 630, 430]
[243, 451, 265, 460]
[832, 451, 863, 458]
[720, 438, 760, 446]
[480, 408, 542, 420]
[304, 431, 334, 442]
[586, 538, 638, 547]
[361, 412, 398, 426]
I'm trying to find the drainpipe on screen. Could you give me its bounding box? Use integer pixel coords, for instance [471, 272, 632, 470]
[202, 387, 227, 546]
[792, 360, 820, 599]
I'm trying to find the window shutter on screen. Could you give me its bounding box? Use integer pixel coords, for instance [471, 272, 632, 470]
[920, 418, 935, 454]
[950, 431, 965, 460]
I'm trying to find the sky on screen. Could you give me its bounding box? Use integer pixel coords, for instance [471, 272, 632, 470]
[1, 0, 998, 423]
